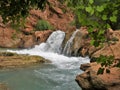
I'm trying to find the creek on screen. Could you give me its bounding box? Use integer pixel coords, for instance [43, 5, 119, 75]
[0, 30, 90, 90]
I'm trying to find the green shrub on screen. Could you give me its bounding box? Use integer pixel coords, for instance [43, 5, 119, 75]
[65, 0, 120, 47]
[64, 0, 120, 74]
[35, 20, 53, 30]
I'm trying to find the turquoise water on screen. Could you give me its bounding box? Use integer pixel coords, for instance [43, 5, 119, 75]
[0, 50, 89, 90]
[0, 61, 85, 90]
[0, 30, 90, 90]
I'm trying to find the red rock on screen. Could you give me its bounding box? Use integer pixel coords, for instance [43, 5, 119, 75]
[34, 30, 52, 43]
[76, 62, 120, 90]
[0, 0, 74, 48]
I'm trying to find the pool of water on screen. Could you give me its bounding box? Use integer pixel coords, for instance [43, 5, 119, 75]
[0, 50, 89, 90]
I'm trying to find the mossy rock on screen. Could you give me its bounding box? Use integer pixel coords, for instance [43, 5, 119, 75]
[0, 52, 16, 56]
[0, 52, 50, 69]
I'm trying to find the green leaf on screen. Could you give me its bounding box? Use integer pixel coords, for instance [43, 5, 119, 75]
[89, 0, 94, 4]
[98, 30, 105, 35]
[94, 41, 100, 47]
[102, 15, 107, 20]
[110, 16, 117, 22]
[97, 67, 104, 75]
[90, 39, 95, 45]
[88, 28, 94, 33]
[112, 10, 118, 15]
[90, 9, 94, 15]
[106, 24, 111, 29]
[96, 6, 104, 12]
[85, 6, 93, 13]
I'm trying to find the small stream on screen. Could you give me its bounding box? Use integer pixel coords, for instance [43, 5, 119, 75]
[0, 30, 90, 90]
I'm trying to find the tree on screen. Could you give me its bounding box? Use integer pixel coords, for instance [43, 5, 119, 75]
[65, 0, 120, 74]
[0, 0, 47, 23]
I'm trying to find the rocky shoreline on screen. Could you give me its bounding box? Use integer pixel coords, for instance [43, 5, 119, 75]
[74, 29, 120, 90]
[0, 0, 120, 89]
[76, 62, 120, 90]
[0, 52, 50, 90]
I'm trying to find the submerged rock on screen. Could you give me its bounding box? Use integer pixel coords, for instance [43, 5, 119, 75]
[0, 52, 50, 69]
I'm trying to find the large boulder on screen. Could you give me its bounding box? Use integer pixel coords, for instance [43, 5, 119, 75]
[63, 27, 92, 56]
[76, 62, 120, 90]
[75, 29, 120, 90]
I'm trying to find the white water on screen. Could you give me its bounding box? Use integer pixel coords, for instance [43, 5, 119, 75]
[4, 30, 90, 90]
[63, 29, 79, 56]
[39, 30, 65, 53]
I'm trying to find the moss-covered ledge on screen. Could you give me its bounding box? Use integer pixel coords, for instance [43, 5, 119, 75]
[0, 52, 50, 69]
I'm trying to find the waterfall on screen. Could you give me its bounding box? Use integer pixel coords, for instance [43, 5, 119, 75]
[38, 30, 65, 53]
[6, 30, 90, 90]
[7, 30, 89, 65]
[62, 29, 79, 56]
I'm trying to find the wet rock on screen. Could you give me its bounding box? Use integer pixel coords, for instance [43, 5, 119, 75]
[76, 62, 120, 90]
[0, 52, 50, 69]
[63, 27, 91, 56]
[80, 63, 91, 71]
[34, 30, 53, 43]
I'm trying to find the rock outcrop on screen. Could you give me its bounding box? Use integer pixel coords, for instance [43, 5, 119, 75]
[0, 27, 22, 48]
[73, 28, 120, 90]
[0, 0, 74, 48]
[76, 62, 120, 90]
[91, 30, 120, 60]
[63, 27, 92, 56]
[34, 30, 53, 44]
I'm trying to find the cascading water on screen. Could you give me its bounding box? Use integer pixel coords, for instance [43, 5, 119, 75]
[62, 29, 79, 56]
[0, 30, 90, 90]
[39, 30, 65, 53]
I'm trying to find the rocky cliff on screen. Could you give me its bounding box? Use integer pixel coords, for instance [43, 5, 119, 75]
[0, 0, 74, 48]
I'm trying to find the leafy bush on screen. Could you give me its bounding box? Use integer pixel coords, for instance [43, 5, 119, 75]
[66, 0, 120, 30]
[65, 0, 120, 74]
[35, 20, 53, 31]
[0, 0, 47, 23]
[65, 0, 120, 46]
